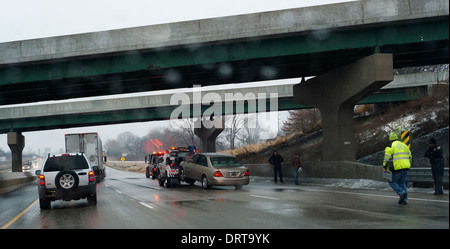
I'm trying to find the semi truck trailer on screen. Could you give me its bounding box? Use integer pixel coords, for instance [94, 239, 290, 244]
[65, 132, 106, 182]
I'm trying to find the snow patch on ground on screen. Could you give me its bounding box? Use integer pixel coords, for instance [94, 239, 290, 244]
[381, 114, 416, 133]
[252, 176, 447, 194]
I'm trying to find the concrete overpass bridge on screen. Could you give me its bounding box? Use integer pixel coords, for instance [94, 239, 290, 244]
[1, 0, 448, 170]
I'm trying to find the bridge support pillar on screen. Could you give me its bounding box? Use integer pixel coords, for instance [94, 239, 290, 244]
[194, 117, 225, 152]
[7, 132, 25, 172]
[293, 53, 393, 161]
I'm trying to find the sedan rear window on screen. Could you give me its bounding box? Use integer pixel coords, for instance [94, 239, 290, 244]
[209, 157, 242, 167]
[44, 155, 89, 172]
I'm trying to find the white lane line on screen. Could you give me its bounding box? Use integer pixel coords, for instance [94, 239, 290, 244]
[250, 195, 279, 200]
[305, 188, 449, 203]
[139, 202, 154, 209]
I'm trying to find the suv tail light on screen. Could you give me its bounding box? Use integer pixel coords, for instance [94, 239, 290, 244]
[39, 175, 45, 186]
[89, 171, 95, 182]
[244, 170, 249, 176]
[213, 171, 224, 177]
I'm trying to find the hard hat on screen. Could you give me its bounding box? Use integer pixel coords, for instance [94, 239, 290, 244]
[389, 132, 398, 141]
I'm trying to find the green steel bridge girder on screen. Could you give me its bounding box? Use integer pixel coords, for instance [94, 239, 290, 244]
[1, 20, 448, 84]
[0, 19, 448, 106]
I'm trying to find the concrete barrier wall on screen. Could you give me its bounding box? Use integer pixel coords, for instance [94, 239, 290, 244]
[0, 172, 36, 195]
[245, 161, 384, 181]
[302, 161, 384, 181]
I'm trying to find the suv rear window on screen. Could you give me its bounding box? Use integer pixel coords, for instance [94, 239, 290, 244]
[44, 155, 89, 172]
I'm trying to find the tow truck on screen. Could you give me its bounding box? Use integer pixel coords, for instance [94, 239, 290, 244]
[157, 147, 182, 188]
[157, 146, 198, 188]
[145, 151, 166, 179]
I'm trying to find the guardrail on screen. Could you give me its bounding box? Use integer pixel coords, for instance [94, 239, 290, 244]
[407, 167, 449, 185]
[246, 163, 448, 188]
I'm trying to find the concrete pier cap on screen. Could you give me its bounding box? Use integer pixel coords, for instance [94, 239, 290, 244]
[194, 116, 225, 153]
[293, 53, 393, 161]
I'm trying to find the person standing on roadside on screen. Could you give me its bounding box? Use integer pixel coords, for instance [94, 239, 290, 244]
[269, 150, 284, 184]
[383, 131, 412, 205]
[290, 154, 302, 185]
[424, 137, 445, 195]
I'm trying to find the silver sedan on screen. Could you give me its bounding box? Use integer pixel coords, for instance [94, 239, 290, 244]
[181, 153, 249, 189]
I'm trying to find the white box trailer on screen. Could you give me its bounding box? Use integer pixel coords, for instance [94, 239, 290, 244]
[65, 132, 106, 182]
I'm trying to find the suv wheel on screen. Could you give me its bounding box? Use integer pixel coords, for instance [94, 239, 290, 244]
[39, 197, 51, 210]
[55, 170, 79, 191]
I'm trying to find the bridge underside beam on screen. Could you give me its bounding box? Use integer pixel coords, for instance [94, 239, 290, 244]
[293, 53, 393, 161]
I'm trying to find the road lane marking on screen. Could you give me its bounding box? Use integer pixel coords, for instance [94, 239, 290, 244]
[139, 202, 154, 209]
[250, 195, 279, 200]
[305, 188, 449, 203]
[1, 198, 38, 229]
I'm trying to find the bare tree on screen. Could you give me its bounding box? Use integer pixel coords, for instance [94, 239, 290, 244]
[240, 113, 264, 145]
[167, 118, 199, 147]
[224, 114, 245, 150]
[282, 108, 322, 135]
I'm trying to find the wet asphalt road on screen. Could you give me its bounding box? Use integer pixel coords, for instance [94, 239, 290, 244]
[1, 166, 448, 229]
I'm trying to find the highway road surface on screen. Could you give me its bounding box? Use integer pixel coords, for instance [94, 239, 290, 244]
[1, 166, 448, 229]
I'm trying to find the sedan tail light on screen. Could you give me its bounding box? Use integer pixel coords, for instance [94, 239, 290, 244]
[213, 171, 224, 177]
[39, 175, 45, 186]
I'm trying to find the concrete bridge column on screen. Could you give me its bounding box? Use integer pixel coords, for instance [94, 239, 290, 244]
[293, 53, 393, 161]
[7, 132, 25, 172]
[194, 117, 225, 152]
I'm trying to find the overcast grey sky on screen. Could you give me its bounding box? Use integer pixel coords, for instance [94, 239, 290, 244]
[0, 0, 353, 153]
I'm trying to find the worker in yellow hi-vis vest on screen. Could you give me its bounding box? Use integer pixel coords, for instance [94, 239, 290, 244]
[383, 131, 412, 205]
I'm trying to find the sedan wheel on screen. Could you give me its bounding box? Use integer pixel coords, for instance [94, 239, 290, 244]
[201, 175, 211, 189]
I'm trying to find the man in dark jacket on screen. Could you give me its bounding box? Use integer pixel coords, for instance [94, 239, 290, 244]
[269, 150, 284, 184]
[424, 137, 445, 195]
